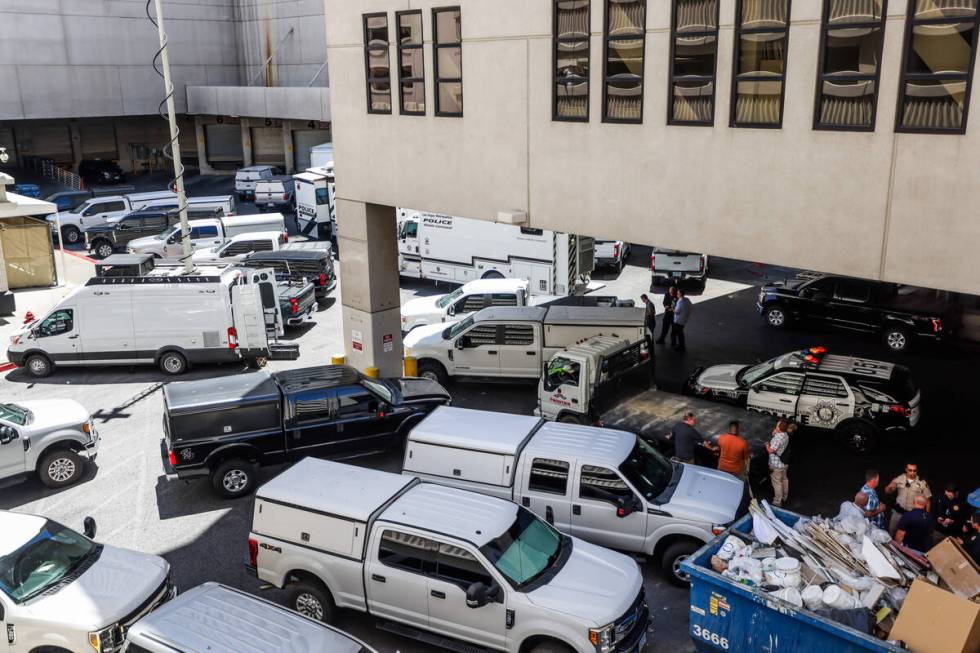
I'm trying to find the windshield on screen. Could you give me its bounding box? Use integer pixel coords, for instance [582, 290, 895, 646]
[68, 201, 91, 215]
[361, 378, 393, 403]
[447, 315, 475, 339]
[479, 508, 563, 589]
[155, 225, 179, 241]
[436, 287, 465, 309]
[737, 358, 776, 386]
[0, 403, 30, 426]
[0, 520, 99, 604]
[619, 437, 673, 501]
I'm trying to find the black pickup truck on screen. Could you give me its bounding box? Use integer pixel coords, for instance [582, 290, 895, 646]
[757, 273, 955, 353]
[161, 365, 450, 498]
[85, 207, 222, 259]
[241, 249, 336, 301]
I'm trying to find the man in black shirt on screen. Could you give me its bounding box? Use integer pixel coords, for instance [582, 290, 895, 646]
[934, 482, 967, 538]
[672, 412, 712, 464]
[894, 495, 935, 553]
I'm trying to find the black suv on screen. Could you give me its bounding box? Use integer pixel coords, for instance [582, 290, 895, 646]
[85, 207, 223, 258]
[757, 273, 952, 352]
[79, 159, 125, 185]
[687, 347, 920, 453]
[161, 365, 451, 498]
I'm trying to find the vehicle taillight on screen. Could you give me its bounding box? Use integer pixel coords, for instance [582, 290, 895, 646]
[168, 449, 177, 468]
[248, 537, 258, 568]
[639, 340, 650, 361]
[932, 318, 943, 333]
[282, 194, 289, 200]
[319, 272, 326, 286]
[283, 231, 288, 243]
[650, 253, 656, 271]
[227, 326, 238, 349]
[614, 243, 620, 259]
[890, 404, 911, 417]
[699, 255, 705, 273]
[290, 297, 299, 315]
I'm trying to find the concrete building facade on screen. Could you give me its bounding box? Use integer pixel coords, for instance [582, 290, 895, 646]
[323, 0, 980, 332]
[0, 0, 331, 174]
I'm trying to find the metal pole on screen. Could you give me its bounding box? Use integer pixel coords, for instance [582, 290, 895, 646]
[151, 0, 193, 274]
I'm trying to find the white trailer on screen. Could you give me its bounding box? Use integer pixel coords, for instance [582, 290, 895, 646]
[309, 142, 335, 169]
[397, 209, 594, 296]
[293, 166, 335, 241]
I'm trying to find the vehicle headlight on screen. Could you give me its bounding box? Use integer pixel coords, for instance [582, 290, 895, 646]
[82, 421, 92, 435]
[588, 623, 616, 652]
[88, 627, 116, 652]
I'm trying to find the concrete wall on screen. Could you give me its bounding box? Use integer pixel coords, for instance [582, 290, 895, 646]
[324, 0, 980, 296]
[187, 86, 331, 122]
[235, 0, 330, 87]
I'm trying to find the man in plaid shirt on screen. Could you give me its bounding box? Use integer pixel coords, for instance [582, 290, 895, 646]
[861, 469, 888, 529]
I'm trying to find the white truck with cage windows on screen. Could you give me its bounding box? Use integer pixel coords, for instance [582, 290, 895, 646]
[403, 305, 647, 385]
[247, 458, 650, 653]
[397, 210, 594, 296]
[403, 407, 746, 586]
[127, 213, 287, 259]
[0, 400, 100, 488]
[46, 190, 177, 245]
[294, 165, 336, 240]
[6, 266, 282, 377]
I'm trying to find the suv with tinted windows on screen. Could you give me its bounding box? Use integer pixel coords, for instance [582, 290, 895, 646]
[687, 347, 921, 453]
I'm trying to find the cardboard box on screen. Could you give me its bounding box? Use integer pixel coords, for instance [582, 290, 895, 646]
[928, 538, 980, 599]
[890, 579, 980, 653]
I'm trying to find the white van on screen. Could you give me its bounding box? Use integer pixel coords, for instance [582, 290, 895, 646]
[235, 165, 276, 200]
[127, 213, 286, 259]
[6, 266, 279, 377]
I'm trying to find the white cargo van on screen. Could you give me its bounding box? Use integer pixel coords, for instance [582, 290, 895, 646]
[397, 210, 594, 295]
[249, 458, 650, 653]
[293, 167, 336, 240]
[6, 266, 280, 377]
[46, 190, 177, 245]
[235, 165, 275, 200]
[127, 213, 287, 259]
[403, 406, 747, 585]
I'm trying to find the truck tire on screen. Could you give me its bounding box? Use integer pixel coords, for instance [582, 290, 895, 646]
[92, 239, 114, 259]
[211, 458, 257, 499]
[24, 353, 53, 378]
[38, 448, 83, 488]
[882, 326, 911, 353]
[158, 351, 188, 376]
[417, 361, 448, 386]
[287, 580, 336, 623]
[61, 225, 81, 245]
[558, 414, 584, 425]
[529, 641, 574, 653]
[763, 304, 789, 329]
[661, 540, 700, 587]
[247, 356, 268, 369]
[837, 420, 879, 455]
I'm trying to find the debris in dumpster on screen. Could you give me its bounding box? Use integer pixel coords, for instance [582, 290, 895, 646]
[926, 537, 980, 599]
[889, 578, 980, 653]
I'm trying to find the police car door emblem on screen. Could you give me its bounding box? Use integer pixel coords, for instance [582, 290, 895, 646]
[809, 401, 840, 425]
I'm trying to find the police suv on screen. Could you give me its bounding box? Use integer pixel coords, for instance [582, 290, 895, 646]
[686, 347, 920, 453]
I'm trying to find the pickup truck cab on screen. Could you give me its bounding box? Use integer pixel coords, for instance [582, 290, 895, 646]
[161, 365, 450, 498]
[757, 273, 952, 353]
[403, 305, 647, 385]
[401, 278, 543, 333]
[127, 213, 286, 259]
[0, 511, 174, 653]
[191, 231, 285, 263]
[249, 458, 650, 653]
[650, 250, 707, 286]
[0, 400, 100, 488]
[403, 406, 746, 585]
[123, 582, 377, 653]
[595, 240, 631, 272]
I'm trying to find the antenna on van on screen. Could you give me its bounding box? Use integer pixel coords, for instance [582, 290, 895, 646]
[146, 0, 193, 274]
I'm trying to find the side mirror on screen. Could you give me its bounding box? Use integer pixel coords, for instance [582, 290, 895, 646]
[616, 496, 642, 518]
[466, 581, 500, 608]
[0, 426, 17, 445]
[167, 236, 177, 244]
[83, 516, 97, 540]
[447, 304, 456, 316]
[455, 337, 469, 350]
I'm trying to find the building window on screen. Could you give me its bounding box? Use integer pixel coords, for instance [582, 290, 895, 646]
[897, 0, 980, 133]
[554, 0, 591, 121]
[397, 11, 425, 115]
[815, 1, 887, 130]
[603, 0, 647, 123]
[669, 0, 720, 125]
[731, 0, 791, 127]
[364, 13, 392, 114]
[433, 7, 463, 116]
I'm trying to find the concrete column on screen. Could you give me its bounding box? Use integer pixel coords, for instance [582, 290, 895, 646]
[240, 119, 254, 167]
[68, 122, 82, 173]
[337, 199, 402, 376]
[194, 116, 217, 175]
[282, 121, 295, 174]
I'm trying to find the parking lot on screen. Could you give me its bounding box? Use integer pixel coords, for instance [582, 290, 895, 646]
[2, 172, 978, 652]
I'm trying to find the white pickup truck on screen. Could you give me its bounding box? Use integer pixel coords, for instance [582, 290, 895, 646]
[0, 511, 174, 653]
[595, 241, 631, 272]
[0, 400, 100, 488]
[401, 278, 551, 333]
[403, 406, 746, 586]
[46, 190, 176, 245]
[249, 458, 650, 653]
[403, 305, 648, 385]
[191, 231, 286, 263]
[127, 213, 287, 259]
[650, 249, 707, 286]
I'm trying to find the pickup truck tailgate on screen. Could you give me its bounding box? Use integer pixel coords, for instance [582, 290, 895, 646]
[653, 250, 703, 273]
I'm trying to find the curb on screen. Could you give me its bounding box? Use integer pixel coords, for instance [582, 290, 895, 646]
[0, 363, 16, 373]
[62, 249, 97, 264]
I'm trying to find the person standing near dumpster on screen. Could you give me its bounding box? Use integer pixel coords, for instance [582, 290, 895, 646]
[885, 462, 931, 531]
[894, 495, 935, 553]
[767, 420, 790, 507]
[861, 470, 888, 529]
[934, 483, 968, 539]
[716, 420, 750, 480]
[639, 293, 657, 343]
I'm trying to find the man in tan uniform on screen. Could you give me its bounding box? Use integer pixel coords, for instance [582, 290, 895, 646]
[885, 462, 931, 532]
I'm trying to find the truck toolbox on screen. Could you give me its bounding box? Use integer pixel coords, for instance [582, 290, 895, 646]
[681, 508, 903, 653]
[268, 341, 301, 360]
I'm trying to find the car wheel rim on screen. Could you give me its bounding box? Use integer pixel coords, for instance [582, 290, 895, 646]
[223, 469, 249, 493]
[163, 356, 182, 373]
[66, 230, 78, 243]
[295, 593, 324, 620]
[29, 359, 46, 374]
[98, 245, 112, 258]
[48, 458, 76, 482]
[768, 310, 784, 326]
[673, 555, 691, 581]
[420, 371, 438, 382]
[887, 333, 906, 349]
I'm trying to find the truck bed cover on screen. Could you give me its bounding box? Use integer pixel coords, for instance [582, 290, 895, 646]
[525, 423, 635, 467]
[257, 457, 416, 523]
[163, 372, 280, 415]
[408, 406, 541, 455]
[383, 483, 518, 548]
[544, 305, 645, 325]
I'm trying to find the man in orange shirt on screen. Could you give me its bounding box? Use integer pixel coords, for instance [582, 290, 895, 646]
[716, 421, 750, 480]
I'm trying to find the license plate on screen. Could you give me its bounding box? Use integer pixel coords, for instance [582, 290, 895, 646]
[672, 271, 682, 278]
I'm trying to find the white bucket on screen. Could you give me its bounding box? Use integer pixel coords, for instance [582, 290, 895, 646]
[822, 585, 860, 610]
[717, 535, 745, 561]
[770, 587, 803, 608]
[764, 557, 802, 588]
[801, 585, 824, 611]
